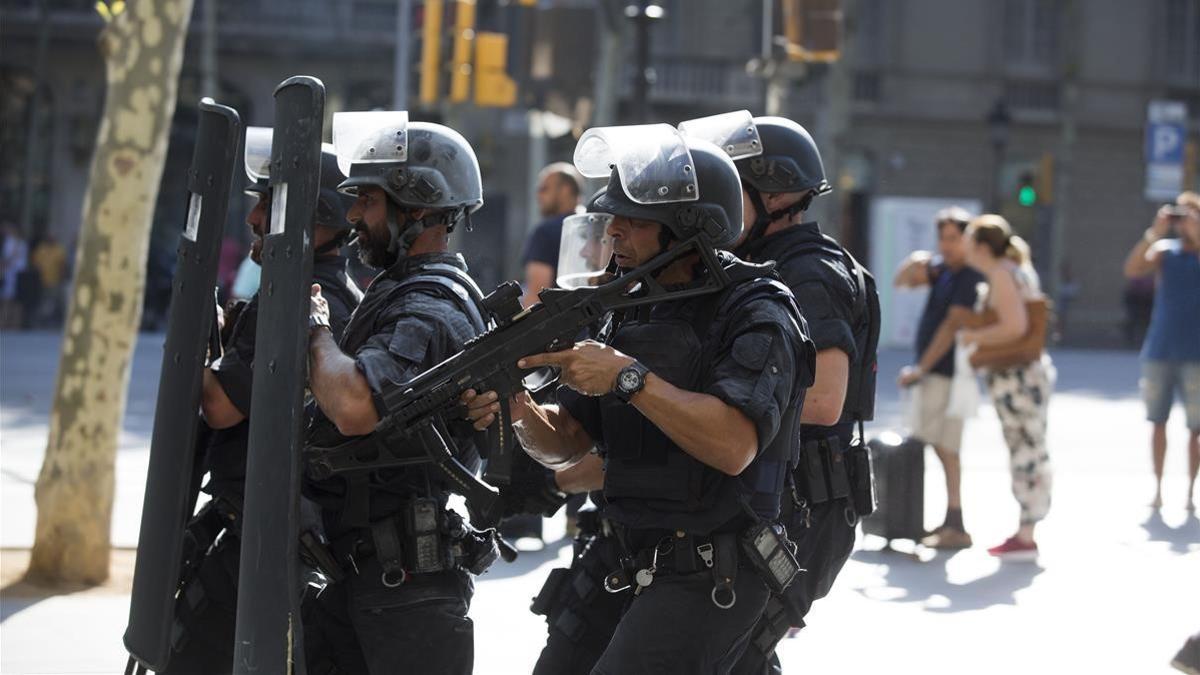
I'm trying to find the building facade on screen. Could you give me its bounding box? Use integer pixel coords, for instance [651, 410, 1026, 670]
[2, 0, 1197, 344]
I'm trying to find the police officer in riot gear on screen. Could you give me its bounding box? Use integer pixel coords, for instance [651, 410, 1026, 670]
[163, 132, 362, 675]
[302, 111, 494, 675]
[465, 124, 815, 673]
[680, 112, 879, 674]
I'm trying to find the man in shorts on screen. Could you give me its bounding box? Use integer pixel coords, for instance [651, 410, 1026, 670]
[895, 206, 985, 548]
[1123, 191, 1200, 510]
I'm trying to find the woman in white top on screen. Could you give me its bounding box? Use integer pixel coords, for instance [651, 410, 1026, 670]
[960, 215, 1053, 561]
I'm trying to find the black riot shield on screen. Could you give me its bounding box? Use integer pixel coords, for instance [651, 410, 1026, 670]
[124, 99, 241, 672]
[232, 76, 325, 675]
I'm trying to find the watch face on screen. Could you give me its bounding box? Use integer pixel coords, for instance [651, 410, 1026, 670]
[619, 369, 641, 392]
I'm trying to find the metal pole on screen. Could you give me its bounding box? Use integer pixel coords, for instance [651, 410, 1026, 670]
[592, 2, 622, 127]
[990, 143, 1004, 212]
[201, 0, 217, 98]
[633, 3, 651, 123]
[393, 0, 412, 110]
[812, 0, 851, 238]
[19, 0, 50, 238]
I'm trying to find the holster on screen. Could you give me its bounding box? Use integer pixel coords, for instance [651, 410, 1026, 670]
[335, 499, 500, 584]
[795, 436, 851, 507]
[845, 438, 877, 518]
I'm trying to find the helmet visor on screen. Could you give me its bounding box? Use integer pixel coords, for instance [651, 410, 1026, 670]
[244, 126, 273, 184]
[556, 213, 614, 289]
[574, 124, 698, 205]
[333, 110, 409, 178]
[678, 110, 762, 161]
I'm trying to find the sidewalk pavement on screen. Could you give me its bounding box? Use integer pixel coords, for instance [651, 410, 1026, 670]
[2, 331, 1197, 674]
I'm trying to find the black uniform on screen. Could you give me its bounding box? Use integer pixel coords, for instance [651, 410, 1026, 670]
[530, 494, 626, 675]
[163, 254, 361, 675]
[555, 253, 814, 674]
[733, 221, 875, 674]
[301, 253, 489, 675]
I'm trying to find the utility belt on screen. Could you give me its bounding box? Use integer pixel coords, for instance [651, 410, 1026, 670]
[603, 520, 803, 610]
[574, 507, 615, 541]
[314, 498, 501, 589]
[787, 433, 876, 529]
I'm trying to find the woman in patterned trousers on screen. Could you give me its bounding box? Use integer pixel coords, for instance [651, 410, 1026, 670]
[961, 215, 1053, 561]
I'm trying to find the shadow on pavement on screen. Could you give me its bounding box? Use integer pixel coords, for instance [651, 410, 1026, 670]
[478, 536, 571, 581]
[0, 548, 135, 623]
[1, 576, 99, 623]
[1141, 510, 1200, 554]
[851, 547, 1043, 613]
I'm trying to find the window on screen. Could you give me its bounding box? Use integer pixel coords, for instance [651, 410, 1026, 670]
[851, 0, 884, 104]
[1164, 0, 1200, 86]
[853, 0, 885, 69]
[1003, 0, 1063, 75]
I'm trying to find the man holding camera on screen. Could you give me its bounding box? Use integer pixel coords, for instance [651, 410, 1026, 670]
[1123, 191, 1200, 511]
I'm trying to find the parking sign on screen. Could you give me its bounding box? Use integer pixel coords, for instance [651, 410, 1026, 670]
[1145, 100, 1189, 201]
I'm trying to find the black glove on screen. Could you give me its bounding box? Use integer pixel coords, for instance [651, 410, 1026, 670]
[499, 464, 568, 518]
[221, 298, 251, 346]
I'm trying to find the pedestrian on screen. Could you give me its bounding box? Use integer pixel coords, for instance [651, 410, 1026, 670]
[894, 207, 984, 549]
[30, 233, 67, 327]
[1122, 191, 1200, 510]
[302, 112, 494, 675]
[520, 162, 584, 308]
[229, 252, 260, 301]
[960, 214, 1053, 560]
[161, 139, 362, 675]
[15, 233, 42, 330]
[1, 222, 29, 329]
[465, 123, 815, 673]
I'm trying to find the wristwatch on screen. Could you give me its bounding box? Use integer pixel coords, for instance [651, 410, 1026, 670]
[613, 361, 650, 402]
[309, 313, 331, 332]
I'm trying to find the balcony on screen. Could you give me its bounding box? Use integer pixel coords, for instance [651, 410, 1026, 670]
[0, 0, 400, 48]
[622, 55, 762, 107]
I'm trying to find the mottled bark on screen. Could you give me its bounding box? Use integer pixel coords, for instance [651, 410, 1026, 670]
[28, 0, 194, 585]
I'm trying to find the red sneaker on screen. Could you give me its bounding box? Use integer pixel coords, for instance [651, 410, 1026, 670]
[987, 536, 1038, 561]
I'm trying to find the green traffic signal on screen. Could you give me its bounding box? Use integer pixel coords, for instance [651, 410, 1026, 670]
[1018, 184, 1037, 207]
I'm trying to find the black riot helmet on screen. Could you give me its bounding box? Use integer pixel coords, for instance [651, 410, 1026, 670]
[333, 110, 483, 256]
[679, 111, 830, 248]
[243, 127, 353, 231]
[575, 124, 743, 249]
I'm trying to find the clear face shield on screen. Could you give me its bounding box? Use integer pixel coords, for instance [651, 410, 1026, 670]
[332, 110, 410, 183]
[677, 110, 763, 161]
[244, 126, 273, 192]
[556, 213, 615, 289]
[573, 123, 699, 205]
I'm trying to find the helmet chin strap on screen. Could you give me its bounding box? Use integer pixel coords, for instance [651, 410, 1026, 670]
[384, 200, 466, 260]
[738, 182, 812, 256]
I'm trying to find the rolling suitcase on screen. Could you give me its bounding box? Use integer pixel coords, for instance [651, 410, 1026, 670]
[861, 432, 925, 542]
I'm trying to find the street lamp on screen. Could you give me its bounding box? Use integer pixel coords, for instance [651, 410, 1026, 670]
[987, 98, 1011, 212]
[625, 1, 665, 123]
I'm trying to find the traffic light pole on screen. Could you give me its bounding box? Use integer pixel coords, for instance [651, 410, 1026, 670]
[393, 0, 412, 110]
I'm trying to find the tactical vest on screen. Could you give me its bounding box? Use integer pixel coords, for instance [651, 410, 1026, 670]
[599, 260, 805, 534]
[313, 257, 490, 530]
[758, 229, 879, 426]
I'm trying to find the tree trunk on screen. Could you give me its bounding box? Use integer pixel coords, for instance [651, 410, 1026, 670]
[28, 0, 194, 585]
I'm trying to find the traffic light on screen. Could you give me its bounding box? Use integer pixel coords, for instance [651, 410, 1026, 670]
[474, 32, 517, 107]
[1015, 153, 1055, 207]
[782, 0, 841, 63]
[1017, 171, 1037, 207]
[449, 0, 476, 104]
[420, 0, 444, 105]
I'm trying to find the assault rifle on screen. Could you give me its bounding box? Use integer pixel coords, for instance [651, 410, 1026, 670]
[303, 237, 731, 529]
